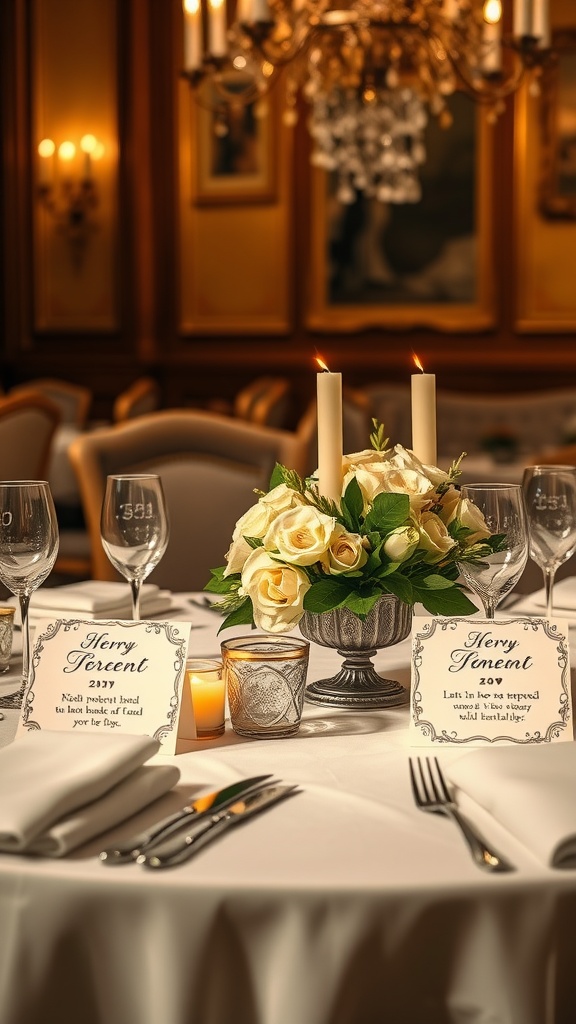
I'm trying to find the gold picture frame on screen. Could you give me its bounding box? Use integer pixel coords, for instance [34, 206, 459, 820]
[306, 92, 496, 332]
[194, 84, 276, 205]
[539, 30, 576, 220]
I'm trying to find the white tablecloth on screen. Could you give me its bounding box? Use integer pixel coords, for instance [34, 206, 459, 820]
[0, 595, 575, 1024]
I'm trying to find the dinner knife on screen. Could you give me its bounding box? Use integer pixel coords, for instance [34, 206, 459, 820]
[138, 784, 299, 869]
[99, 774, 273, 864]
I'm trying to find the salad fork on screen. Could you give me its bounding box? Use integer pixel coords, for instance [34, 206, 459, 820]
[408, 756, 514, 873]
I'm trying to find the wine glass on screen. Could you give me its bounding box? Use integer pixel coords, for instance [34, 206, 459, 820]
[0, 481, 59, 689]
[522, 465, 576, 618]
[100, 474, 169, 619]
[457, 483, 528, 619]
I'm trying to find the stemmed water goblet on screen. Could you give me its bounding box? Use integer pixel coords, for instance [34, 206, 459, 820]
[0, 481, 59, 691]
[100, 474, 169, 620]
[522, 465, 576, 618]
[457, 483, 528, 619]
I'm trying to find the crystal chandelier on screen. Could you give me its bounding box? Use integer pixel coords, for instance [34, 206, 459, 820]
[181, 0, 551, 202]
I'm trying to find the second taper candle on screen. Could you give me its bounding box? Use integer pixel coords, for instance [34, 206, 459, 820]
[411, 354, 437, 466]
[316, 358, 343, 502]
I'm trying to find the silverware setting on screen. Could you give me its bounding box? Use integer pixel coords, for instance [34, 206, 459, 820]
[139, 783, 299, 870]
[99, 774, 273, 865]
[408, 755, 514, 874]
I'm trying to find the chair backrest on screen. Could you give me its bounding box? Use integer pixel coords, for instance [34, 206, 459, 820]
[113, 377, 161, 423]
[11, 378, 92, 428]
[68, 409, 306, 591]
[234, 377, 292, 429]
[0, 392, 61, 480]
[362, 383, 412, 449]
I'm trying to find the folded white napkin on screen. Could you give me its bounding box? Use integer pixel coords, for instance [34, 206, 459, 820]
[447, 742, 576, 868]
[10, 581, 173, 623]
[0, 731, 179, 857]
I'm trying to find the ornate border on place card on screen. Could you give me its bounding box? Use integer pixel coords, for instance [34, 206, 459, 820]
[411, 617, 571, 746]
[20, 619, 190, 753]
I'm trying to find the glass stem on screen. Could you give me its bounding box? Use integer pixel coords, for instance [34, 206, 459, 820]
[20, 592, 31, 687]
[543, 567, 556, 619]
[483, 598, 496, 620]
[130, 579, 141, 621]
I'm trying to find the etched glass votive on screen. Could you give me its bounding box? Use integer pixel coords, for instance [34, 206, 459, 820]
[185, 659, 225, 739]
[221, 635, 310, 739]
[0, 607, 15, 674]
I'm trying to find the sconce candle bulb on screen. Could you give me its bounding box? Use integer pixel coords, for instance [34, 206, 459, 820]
[36, 134, 103, 266]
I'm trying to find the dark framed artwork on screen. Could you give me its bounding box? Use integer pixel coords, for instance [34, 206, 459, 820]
[540, 30, 576, 220]
[307, 91, 496, 332]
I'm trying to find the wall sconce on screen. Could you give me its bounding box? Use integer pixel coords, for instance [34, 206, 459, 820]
[36, 135, 104, 264]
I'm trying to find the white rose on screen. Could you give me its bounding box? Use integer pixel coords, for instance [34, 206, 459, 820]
[232, 500, 275, 544]
[342, 462, 435, 511]
[417, 511, 457, 564]
[391, 445, 450, 488]
[224, 535, 253, 577]
[327, 525, 368, 574]
[342, 448, 393, 473]
[260, 483, 306, 515]
[383, 525, 419, 563]
[263, 506, 335, 566]
[457, 498, 492, 545]
[240, 548, 310, 633]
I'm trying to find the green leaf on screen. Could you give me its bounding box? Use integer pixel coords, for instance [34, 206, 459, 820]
[419, 574, 454, 591]
[268, 463, 285, 490]
[415, 586, 478, 616]
[342, 590, 382, 620]
[205, 569, 237, 594]
[244, 536, 263, 550]
[369, 419, 389, 452]
[364, 492, 410, 534]
[379, 572, 414, 605]
[341, 476, 364, 532]
[303, 578, 352, 614]
[217, 597, 254, 634]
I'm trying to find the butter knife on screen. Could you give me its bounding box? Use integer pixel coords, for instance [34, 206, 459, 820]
[139, 784, 299, 869]
[99, 774, 273, 864]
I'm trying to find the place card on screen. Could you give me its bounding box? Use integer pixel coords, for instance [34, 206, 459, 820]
[17, 618, 192, 755]
[410, 617, 572, 746]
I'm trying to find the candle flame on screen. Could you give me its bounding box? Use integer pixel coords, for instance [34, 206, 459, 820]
[316, 356, 330, 372]
[413, 353, 425, 373]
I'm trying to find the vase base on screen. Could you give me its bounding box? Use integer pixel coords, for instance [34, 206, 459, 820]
[305, 674, 408, 710]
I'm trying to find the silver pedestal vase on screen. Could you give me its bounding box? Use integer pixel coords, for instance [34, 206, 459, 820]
[299, 594, 411, 709]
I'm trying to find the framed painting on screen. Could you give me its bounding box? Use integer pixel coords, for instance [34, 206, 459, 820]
[194, 79, 276, 205]
[540, 30, 576, 220]
[306, 91, 496, 332]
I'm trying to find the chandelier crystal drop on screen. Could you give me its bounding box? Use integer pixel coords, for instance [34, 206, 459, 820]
[182, 0, 551, 200]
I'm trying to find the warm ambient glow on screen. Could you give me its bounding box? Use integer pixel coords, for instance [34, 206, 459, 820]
[80, 134, 97, 154]
[483, 0, 502, 24]
[183, 0, 200, 12]
[412, 353, 425, 373]
[316, 356, 330, 372]
[209, 0, 224, 9]
[38, 138, 55, 158]
[91, 142, 105, 161]
[58, 141, 76, 161]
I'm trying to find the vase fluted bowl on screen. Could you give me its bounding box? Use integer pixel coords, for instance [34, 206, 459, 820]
[299, 593, 411, 710]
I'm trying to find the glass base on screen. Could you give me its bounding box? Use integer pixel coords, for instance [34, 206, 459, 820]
[196, 724, 225, 739]
[231, 723, 300, 739]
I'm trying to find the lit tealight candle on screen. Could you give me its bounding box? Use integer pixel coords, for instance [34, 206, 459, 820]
[316, 356, 343, 503]
[185, 659, 225, 739]
[411, 353, 437, 467]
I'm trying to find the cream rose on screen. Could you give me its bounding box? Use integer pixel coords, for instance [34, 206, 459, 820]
[416, 511, 457, 564]
[263, 506, 335, 566]
[240, 548, 310, 633]
[342, 448, 392, 473]
[389, 445, 450, 488]
[260, 483, 306, 515]
[457, 498, 492, 544]
[383, 525, 419, 563]
[327, 525, 368, 574]
[435, 485, 462, 526]
[225, 485, 306, 577]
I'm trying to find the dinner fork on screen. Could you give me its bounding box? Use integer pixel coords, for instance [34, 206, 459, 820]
[408, 756, 514, 873]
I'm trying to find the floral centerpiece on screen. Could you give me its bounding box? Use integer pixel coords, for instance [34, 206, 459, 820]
[206, 422, 505, 635]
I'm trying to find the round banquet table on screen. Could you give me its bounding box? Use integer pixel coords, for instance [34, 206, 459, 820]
[0, 596, 575, 1024]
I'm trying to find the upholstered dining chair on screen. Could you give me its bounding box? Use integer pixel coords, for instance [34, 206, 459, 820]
[113, 377, 161, 423]
[10, 378, 92, 429]
[233, 376, 292, 429]
[0, 392, 61, 479]
[68, 409, 307, 591]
